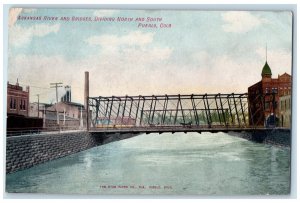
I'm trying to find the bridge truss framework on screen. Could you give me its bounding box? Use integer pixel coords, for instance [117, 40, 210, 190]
[88, 93, 250, 131]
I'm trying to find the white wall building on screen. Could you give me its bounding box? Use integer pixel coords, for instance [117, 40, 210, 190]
[278, 95, 291, 128]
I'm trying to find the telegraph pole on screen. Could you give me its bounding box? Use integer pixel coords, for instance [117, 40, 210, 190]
[50, 82, 63, 125]
[36, 94, 40, 118]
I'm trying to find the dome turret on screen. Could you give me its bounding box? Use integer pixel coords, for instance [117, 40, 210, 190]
[261, 61, 272, 78]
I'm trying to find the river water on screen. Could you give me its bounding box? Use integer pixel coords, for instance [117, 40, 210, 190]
[6, 132, 290, 195]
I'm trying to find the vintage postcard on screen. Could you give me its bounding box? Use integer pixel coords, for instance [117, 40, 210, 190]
[5, 8, 292, 196]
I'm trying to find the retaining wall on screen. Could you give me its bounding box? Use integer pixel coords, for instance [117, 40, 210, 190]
[6, 129, 290, 174]
[6, 131, 139, 174]
[228, 128, 291, 147]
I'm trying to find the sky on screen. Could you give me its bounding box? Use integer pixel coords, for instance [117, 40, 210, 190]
[7, 8, 292, 104]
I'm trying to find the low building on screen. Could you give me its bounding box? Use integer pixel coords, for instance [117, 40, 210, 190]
[29, 102, 52, 118]
[28, 84, 87, 130]
[47, 101, 84, 119]
[44, 110, 81, 130]
[46, 101, 86, 129]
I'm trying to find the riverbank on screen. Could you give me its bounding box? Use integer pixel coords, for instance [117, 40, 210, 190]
[228, 128, 291, 147]
[6, 131, 139, 174]
[6, 128, 290, 174]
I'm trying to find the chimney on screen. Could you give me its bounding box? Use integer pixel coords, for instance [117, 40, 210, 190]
[84, 71, 89, 110]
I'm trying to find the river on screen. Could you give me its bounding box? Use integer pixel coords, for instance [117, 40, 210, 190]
[6, 132, 290, 195]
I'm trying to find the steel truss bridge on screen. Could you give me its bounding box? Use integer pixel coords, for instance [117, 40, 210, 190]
[88, 93, 261, 134]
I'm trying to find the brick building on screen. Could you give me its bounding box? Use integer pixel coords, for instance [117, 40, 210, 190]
[248, 61, 292, 127]
[7, 81, 30, 117]
[7, 81, 44, 133]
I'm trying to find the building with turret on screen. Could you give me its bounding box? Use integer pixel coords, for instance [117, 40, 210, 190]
[248, 60, 291, 127]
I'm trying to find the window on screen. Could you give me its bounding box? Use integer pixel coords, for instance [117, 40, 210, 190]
[272, 88, 278, 93]
[13, 99, 16, 109]
[265, 88, 269, 93]
[19, 99, 26, 110]
[265, 102, 270, 110]
[284, 100, 287, 110]
[10, 98, 13, 109]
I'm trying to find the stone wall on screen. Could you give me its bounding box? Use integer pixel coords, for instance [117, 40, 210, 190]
[6, 131, 103, 174]
[228, 128, 291, 147]
[263, 129, 291, 146]
[6, 131, 139, 174]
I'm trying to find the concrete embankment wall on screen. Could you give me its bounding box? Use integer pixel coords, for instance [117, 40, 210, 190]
[6, 131, 138, 174]
[228, 128, 291, 147]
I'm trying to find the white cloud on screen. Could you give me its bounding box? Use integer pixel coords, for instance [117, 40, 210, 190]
[182, 52, 261, 93]
[9, 24, 60, 47]
[32, 24, 60, 37]
[222, 11, 268, 33]
[22, 8, 37, 13]
[86, 31, 154, 47]
[190, 48, 291, 94]
[8, 35, 173, 103]
[93, 10, 119, 17]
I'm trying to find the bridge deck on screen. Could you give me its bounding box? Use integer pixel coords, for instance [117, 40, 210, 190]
[89, 126, 264, 134]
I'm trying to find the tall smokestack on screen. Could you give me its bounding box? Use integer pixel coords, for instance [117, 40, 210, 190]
[84, 71, 89, 110]
[84, 71, 89, 130]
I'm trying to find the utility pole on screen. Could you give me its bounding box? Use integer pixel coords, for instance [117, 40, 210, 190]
[50, 82, 63, 126]
[36, 94, 40, 118]
[43, 105, 46, 128]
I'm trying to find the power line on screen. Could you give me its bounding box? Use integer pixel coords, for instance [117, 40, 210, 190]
[15, 82, 52, 90]
[29, 85, 52, 90]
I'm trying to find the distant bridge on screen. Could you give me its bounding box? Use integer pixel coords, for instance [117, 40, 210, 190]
[87, 93, 262, 134]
